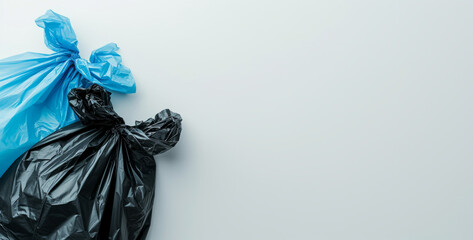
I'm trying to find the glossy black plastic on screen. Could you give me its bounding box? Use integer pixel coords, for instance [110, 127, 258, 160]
[0, 84, 182, 239]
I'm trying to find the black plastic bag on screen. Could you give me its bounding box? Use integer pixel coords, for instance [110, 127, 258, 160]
[0, 84, 182, 239]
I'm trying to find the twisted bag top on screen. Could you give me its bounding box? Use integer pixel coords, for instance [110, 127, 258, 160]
[0, 84, 182, 239]
[0, 10, 135, 177]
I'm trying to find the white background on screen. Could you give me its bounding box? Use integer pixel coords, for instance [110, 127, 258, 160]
[1, 0, 473, 239]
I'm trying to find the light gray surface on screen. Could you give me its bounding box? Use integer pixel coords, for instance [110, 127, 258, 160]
[1, 0, 473, 239]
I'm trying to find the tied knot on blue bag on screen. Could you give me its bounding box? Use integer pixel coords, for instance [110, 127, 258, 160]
[36, 10, 136, 93]
[70, 52, 80, 60]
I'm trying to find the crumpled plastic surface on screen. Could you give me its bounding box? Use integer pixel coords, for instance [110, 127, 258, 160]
[0, 10, 136, 177]
[0, 84, 182, 240]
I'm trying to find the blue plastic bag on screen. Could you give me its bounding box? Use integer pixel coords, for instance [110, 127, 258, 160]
[0, 10, 136, 177]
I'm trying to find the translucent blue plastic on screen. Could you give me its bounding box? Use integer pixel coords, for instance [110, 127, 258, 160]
[0, 10, 136, 177]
